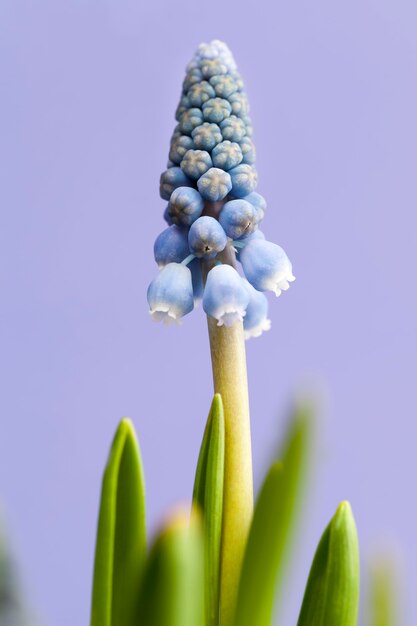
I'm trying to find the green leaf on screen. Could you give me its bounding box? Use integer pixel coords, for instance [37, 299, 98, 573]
[137, 508, 204, 626]
[193, 393, 225, 626]
[91, 418, 146, 626]
[234, 403, 311, 626]
[296, 501, 360, 626]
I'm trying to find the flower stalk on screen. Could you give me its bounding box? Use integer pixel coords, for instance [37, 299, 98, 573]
[207, 317, 253, 626]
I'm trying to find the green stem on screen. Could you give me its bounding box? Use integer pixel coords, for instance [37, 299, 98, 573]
[207, 317, 254, 626]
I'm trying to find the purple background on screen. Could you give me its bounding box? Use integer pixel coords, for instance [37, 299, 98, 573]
[0, 0, 416, 624]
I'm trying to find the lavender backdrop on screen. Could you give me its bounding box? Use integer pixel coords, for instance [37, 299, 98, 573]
[1, 0, 416, 624]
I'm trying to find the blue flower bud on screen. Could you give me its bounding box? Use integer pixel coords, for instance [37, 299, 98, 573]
[228, 92, 249, 117]
[147, 263, 194, 323]
[175, 95, 191, 121]
[219, 199, 257, 239]
[187, 81, 216, 106]
[242, 280, 271, 339]
[160, 167, 194, 200]
[239, 239, 295, 296]
[181, 149, 213, 180]
[239, 136, 256, 164]
[220, 115, 246, 142]
[169, 135, 195, 165]
[209, 74, 238, 98]
[229, 163, 258, 197]
[168, 186, 204, 226]
[197, 167, 232, 201]
[188, 216, 227, 259]
[211, 140, 243, 171]
[179, 107, 204, 135]
[154, 225, 190, 267]
[202, 97, 232, 124]
[243, 191, 266, 222]
[191, 123, 222, 151]
[201, 59, 228, 79]
[203, 264, 250, 327]
[230, 71, 245, 90]
[182, 68, 203, 93]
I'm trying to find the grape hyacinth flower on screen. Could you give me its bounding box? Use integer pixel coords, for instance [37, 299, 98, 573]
[203, 264, 249, 327]
[149, 39, 294, 332]
[147, 263, 194, 324]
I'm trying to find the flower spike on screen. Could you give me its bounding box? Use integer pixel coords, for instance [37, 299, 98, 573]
[148, 40, 295, 337]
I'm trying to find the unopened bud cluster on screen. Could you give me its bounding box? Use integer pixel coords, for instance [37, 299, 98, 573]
[147, 40, 295, 339]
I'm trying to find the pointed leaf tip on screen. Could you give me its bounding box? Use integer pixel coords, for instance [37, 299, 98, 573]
[91, 419, 146, 626]
[296, 500, 360, 626]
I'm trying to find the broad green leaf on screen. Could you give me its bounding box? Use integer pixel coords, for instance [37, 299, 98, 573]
[368, 557, 398, 626]
[137, 508, 204, 626]
[193, 393, 225, 626]
[91, 418, 146, 626]
[297, 501, 360, 626]
[234, 404, 311, 626]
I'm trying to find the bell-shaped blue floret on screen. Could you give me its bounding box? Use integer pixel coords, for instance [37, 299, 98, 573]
[211, 140, 243, 171]
[203, 264, 250, 327]
[191, 123, 222, 151]
[209, 74, 238, 98]
[188, 216, 227, 259]
[219, 199, 257, 239]
[168, 186, 204, 226]
[239, 239, 295, 296]
[160, 167, 194, 200]
[229, 163, 258, 197]
[154, 225, 190, 267]
[197, 167, 232, 201]
[187, 81, 216, 106]
[169, 135, 195, 165]
[147, 263, 194, 324]
[243, 191, 266, 223]
[179, 108, 204, 135]
[202, 97, 232, 124]
[220, 115, 246, 142]
[181, 149, 213, 179]
[242, 280, 271, 339]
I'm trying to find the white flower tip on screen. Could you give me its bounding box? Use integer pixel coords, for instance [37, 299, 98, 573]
[149, 309, 181, 325]
[244, 318, 271, 340]
[217, 311, 245, 327]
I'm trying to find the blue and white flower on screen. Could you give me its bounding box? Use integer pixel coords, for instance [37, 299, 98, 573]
[228, 92, 249, 117]
[188, 216, 227, 259]
[147, 263, 194, 324]
[203, 264, 250, 327]
[202, 98, 232, 124]
[197, 167, 232, 201]
[239, 239, 295, 296]
[219, 199, 257, 239]
[169, 135, 195, 165]
[220, 115, 246, 142]
[187, 81, 216, 106]
[154, 225, 190, 267]
[209, 74, 238, 98]
[201, 59, 228, 79]
[168, 186, 204, 226]
[159, 167, 194, 200]
[229, 163, 258, 197]
[179, 108, 204, 135]
[182, 68, 203, 93]
[180, 149, 213, 180]
[242, 279, 271, 339]
[211, 140, 243, 171]
[191, 123, 222, 151]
